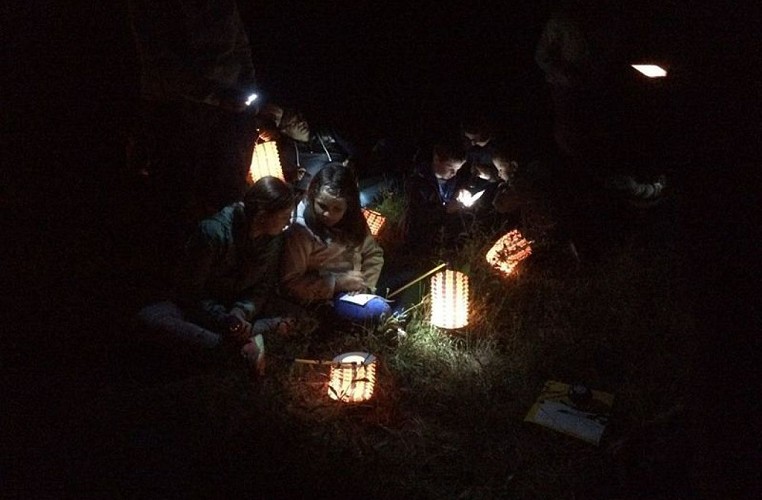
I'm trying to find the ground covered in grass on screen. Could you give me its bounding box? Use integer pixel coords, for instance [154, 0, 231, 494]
[2, 192, 704, 499]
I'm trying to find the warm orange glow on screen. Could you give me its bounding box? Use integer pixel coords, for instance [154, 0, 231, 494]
[248, 141, 284, 184]
[485, 229, 532, 276]
[362, 208, 387, 236]
[430, 270, 469, 329]
[328, 352, 377, 403]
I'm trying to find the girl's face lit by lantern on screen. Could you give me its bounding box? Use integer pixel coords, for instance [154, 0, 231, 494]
[313, 187, 347, 227]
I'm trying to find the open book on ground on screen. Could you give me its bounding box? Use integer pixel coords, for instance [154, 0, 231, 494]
[525, 380, 614, 445]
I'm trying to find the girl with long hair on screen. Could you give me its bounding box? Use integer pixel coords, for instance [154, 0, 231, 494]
[139, 177, 296, 371]
[280, 164, 384, 310]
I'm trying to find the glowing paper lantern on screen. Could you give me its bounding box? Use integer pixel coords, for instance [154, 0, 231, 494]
[328, 352, 377, 403]
[485, 229, 532, 276]
[362, 208, 387, 236]
[248, 141, 284, 184]
[631, 64, 667, 78]
[430, 270, 469, 329]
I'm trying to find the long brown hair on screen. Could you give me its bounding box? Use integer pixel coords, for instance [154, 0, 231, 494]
[243, 176, 295, 220]
[303, 163, 368, 246]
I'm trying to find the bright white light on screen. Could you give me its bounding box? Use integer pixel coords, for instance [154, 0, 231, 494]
[457, 189, 485, 208]
[245, 93, 259, 106]
[631, 64, 667, 78]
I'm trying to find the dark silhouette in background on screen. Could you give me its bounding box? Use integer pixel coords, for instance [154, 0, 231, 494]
[3, 1, 759, 497]
[127, 0, 263, 289]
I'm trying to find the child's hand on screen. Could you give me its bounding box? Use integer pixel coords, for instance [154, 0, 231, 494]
[221, 307, 252, 344]
[336, 270, 367, 292]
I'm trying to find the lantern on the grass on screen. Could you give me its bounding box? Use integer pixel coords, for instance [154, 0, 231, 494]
[430, 270, 469, 329]
[485, 229, 532, 277]
[362, 208, 387, 236]
[248, 141, 284, 184]
[328, 352, 377, 403]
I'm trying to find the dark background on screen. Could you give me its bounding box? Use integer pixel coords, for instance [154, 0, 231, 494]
[4, 0, 760, 496]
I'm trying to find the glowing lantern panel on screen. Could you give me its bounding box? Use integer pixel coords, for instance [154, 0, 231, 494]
[430, 270, 469, 329]
[362, 208, 387, 236]
[328, 352, 377, 403]
[485, 229, 532, 276]
[248, 141, 284, 184]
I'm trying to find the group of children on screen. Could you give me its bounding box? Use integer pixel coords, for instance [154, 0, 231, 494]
[403, 114, 553, 253]
[140, 161, 385, 369]
[140, 100, 667, 371]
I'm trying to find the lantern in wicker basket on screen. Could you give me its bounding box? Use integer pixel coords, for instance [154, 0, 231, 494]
[485, 229, 532, 276]
[248, 141, 284, 184]
[328, 352, 377, 403]
[362, 208, 387, 237]
[430, 269, 469, 329]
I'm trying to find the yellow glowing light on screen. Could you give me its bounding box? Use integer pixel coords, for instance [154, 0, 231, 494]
[631, 64, 667, 78]
[328, 352, 377, 403]
[430, 270, 469, 329]
[362, 208, 387, 236]
[485, 229, 532, 276]
[248, 141, 284, 184]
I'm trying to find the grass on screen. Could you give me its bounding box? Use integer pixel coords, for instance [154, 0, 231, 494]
[51, 191, 695, 498]
[220, 195, 693, 497]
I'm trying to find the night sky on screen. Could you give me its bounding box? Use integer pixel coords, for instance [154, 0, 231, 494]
[4, 0, 761, 495]
[7, 1, 759, 181]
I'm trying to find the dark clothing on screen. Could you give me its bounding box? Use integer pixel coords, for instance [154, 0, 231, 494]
[175, 203, 284, 330]
[461, 176, 504, 236]
[137, 99, 255, 219]
[277, 128, 355, 191]
[128, 0, 259, 249]
[403, 161, 467, 249]
[535, 1, 631, 167]
[493, 160, 558, 244]
[129, 0, 256, 105]
[464, 141, 498, 171]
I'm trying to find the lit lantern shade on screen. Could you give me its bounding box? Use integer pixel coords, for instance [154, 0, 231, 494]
[328, 352, 377, 403]
[362, 208, 387, 236]
[248, 141, 284, 184]
[485, 229, 532, 277]
[430, 270, 469, 329]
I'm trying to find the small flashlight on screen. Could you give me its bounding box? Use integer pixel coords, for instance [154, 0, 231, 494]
[245, 93, 259, 106]
[631, 64, 667, 78]
[457, 189, 486, 208]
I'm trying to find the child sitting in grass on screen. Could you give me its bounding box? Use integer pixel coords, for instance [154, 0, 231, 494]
[280, 164, 387, 323]
[402, 143, 469, 250]
[139, 177, 297, 372]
